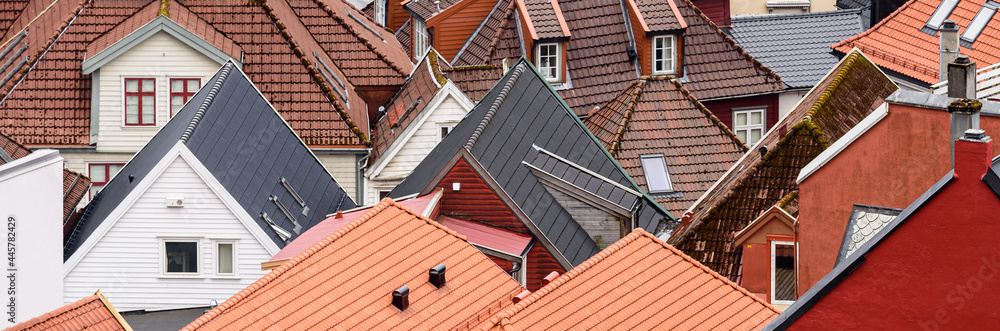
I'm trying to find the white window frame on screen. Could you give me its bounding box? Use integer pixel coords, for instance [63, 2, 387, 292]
[437, 122, 456, 142]
[160, 237, 202, 277]
[639, 154, 673, 193]
[413, 18, 428, 59]
[652, 35, 676, 75]
[770, 240, 795, 305]
[733, 107, 766, 146]
[374, 0, 386, 25]
[213, 240, 238, 277]
[535, 43, 561, 83]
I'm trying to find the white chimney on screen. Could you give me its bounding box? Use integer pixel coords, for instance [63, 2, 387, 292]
[939, 20, 960, 82]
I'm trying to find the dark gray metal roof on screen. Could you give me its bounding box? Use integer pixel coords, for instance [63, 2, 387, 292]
[836, 204, 901, 264]
[121, 307, 207, 331]
[390, 59, 674, 266]
[727, 9, 864, 89]
[64, 62, 356, 260]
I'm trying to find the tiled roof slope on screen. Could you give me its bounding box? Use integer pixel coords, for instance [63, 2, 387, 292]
[182, 199, 525, 330]
[523, 0, 568, 39]
[288, 0, 411, 86]
[452, 0, 519, 66]
[405, 0, 462, 21]
[833, 0, 1000, 84]
[483, 229, 780, 330]
[674, 0, 785, 100]
[0, 0, 369, 146]
[836, 0, 873, 28]
[65, 62, 356, 259]
[391, 60, 674, 266]
[728, 9, 864, 89]
[443, 64, 504, 102]
[371, 50, 450, 162]
[8, 291, 132, 331]
[668, 50, 897, 280]
[583, 78, 747, 216]
[634, 0, 685, 31]
[0, 128, 90, 223]
[0, 0, 29, 35]
[395, 19, 411, 55]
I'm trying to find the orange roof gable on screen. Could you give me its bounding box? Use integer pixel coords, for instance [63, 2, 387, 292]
[833, 0, 1000, 84]
[484, 228, 779, 330]
[8, 291, 132, 331]
[184, 198, 525, 330]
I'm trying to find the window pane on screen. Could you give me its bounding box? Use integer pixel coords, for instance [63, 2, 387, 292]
[142, 96, 154, 124]
[109, 165, 123, 178]
[774, 244, 795, 301]
[751, 129, 762, 145]
[172, 95, 184, 108]
[125, 80, 138, 92]
[89, 186, 102, 197]
[217, 243, 233, 274]
[141, 79, 154, 92]
[89, 165, 105, 183]
[737, 130, 747, 143]
[125, 97, 138, 124]
[751, 111, 762, 125]
[165, 241, 198, 273]
[441, 126, 449, 138]
[171, 79, 183, 92]
[187, 80, 200, 92]
[736, 113, 747, 126]
[640, 155, 672, 192]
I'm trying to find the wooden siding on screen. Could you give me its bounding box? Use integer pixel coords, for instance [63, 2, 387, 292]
[431, 0, 497, 60]
[388, 0, 408, 31]
[690, 0, 729, 26]
[59, 151, 134, 206]
[315, 153, 360, 203]
[547, 188, 624, 249]
[63, 156, 272, 311]
[525, 244, 562, 291]
[95, 31, 219, 153]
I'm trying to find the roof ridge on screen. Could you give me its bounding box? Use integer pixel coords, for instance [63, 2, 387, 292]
[606, 80, 643, 157]
[181, 198, 470, 330]
[466, 62, 526, 149]
[482, 0, 516, 64]
[731, 7, 861, 22]
[671, 79, 749, 152]
[832, 0, 914, 51]
[799, 51, 864, 144]
[307, 0, 408, 76]
[180, 62, 235, 143]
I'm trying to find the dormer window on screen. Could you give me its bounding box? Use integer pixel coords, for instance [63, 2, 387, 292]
[413, 18, 428, 58]
[536, 43, 561, 82]
[639, 154, 673, 193]
[375, 0, 386, 25]
[124, 78, 155, 126]
[652, 35, 676, 75]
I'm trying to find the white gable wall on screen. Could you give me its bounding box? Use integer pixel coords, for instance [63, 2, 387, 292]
[63, 154, 273, 311]
[95, 31, 220, 153]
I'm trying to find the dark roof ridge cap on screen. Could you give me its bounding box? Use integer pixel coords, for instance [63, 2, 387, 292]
[671, 79, 749, 152]
[180, 62, 235, 143]
[465, 62, 527, 149]
[730, 7, 862, 22]
[675, 0, 784, 88]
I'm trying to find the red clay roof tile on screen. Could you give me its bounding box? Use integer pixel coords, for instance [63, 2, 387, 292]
[7, 291, 131, 331]
[443, 64, 504, 102]
[0, 1, 29, 35]
[523, 0, 568, 40]
[371, 51, 449, 162]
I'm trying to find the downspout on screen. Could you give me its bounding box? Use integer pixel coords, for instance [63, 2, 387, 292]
[794, 217, 799, 299]
[357, 149, 371, 205]
[619, 0, 640, 78]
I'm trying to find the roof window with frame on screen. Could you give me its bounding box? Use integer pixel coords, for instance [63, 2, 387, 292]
[922, 0, 959, 34]
[961, 1, 1000, 48]
[639, 154, 673, 193]
[536, 43, 561, 83]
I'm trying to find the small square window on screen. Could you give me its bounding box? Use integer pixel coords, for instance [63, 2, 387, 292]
[164, 240, 199, 274]
[536, 43, 561, 82]
[216, 242, 235, 275]
[733, 108, 766, 146]
[438, 123, 455, 141]
[652, 35, 676, 75]
[379, 190, 392, 200]
[639, 154, 673, 193]
[124, 78, 155, 126]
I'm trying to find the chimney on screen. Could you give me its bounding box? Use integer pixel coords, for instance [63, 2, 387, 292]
[512, 290, 531, 303]
[680, 211, 693, 229]
[954, 129, 992, 179]
[949, 98, 983, 167]
[947, 56, 977, 99]
[542, 271, 559, 286]
[939, 20, 960, 82]
[429, 264, 446, 288]
[392, 286, 409, 310]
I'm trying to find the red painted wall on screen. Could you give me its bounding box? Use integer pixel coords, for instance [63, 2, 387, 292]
[790, 136, 1000, 330]
[689, 0, 729, 27]
[741, 243, 770, 298]
[701, 93, 779, 134]
[436, 158, 564, 291]
[797, 104, 1000, 296]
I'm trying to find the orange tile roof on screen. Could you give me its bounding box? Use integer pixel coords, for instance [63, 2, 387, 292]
[482, 228, 779, 330]
[183, 198, 525, 330]
[833, 0, 1000, 84]
[7, 291, 132, 331]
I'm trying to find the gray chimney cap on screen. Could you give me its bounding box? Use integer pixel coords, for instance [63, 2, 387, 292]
[941, 20, 959, 31]
[955, 55, 971, 64]
[964, 129, 987, 140]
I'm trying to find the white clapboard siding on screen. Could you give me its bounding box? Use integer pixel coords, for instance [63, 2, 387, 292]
[63, 156, 272, 312]
[379, 95, 468, 179]
[96, 31, 220, 153]
[314, 153, 359, 202]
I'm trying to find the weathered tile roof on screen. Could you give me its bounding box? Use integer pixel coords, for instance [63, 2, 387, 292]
[182, 199, 525, 330]
[451, 0, 519, 66]
[523, 0, 569, 39]
[727, 9, 864, 89]
[668, 50, 897, 280]
[442, 64, 504, 102]
[391, 60, 674, 266]
[395, 19, 411, 55]
[371, 50, 449, 162]
[288, 0, 411, 86]
[583, 78, 747, 216]
[837, 204, 901, 263]
[0, 128, 90, 226]
[404, 0, 462, 21]
[833, 0, 1000, 84]
[634, 0, 686, 31]
[0, 0, 29, 34]
[674, 0, 785, 101]
[8, 291, 132, 331]
[0, 0, 379, 147]
[483, 229, 780, 330]
[836, 0, 873, 28]
[65, 62, 356, 260]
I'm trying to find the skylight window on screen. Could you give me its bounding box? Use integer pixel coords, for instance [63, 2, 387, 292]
[961, 1, 999, 48]
[923, 0, 959, 34]
[640, 154, 673, 193]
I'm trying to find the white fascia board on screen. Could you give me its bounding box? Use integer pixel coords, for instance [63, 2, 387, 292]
[797, 102, 889, 184]
[0, 149, 62, 183]
[366, 80, 474, 178]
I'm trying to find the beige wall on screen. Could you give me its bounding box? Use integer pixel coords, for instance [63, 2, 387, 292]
[730, 0, 837, 15]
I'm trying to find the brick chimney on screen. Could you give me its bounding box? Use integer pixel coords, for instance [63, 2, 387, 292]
[950, 98, 983, 167]
[954, 129, 992, 179]
[939, 20, 960, 82]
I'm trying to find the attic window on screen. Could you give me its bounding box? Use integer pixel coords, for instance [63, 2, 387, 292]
[536, 43, 561, 82]
[652, 35, 676, 75]
[639, 154, 673, 193]
[961, 1, 1000, 48]
[413, 18, 429, 59]
[923, 0, 959, 34]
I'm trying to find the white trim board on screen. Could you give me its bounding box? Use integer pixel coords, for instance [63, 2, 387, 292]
[796, 102, 889, 184]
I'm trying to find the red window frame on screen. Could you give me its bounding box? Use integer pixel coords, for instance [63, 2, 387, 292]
[88, 163, 125, 199]
[124, 78, 156, 126]
[170, 78, 201, 117]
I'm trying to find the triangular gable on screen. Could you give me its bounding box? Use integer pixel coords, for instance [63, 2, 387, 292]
[7, 290, 133, 331]
[733, 205, 795, 247]
[82, 2, 242, 74]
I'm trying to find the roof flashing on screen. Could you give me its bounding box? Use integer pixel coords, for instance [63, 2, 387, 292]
[921, 0, 959, 36]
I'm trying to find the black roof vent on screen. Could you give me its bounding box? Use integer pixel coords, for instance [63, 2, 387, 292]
[392, 286, 410, 311]
[429, 264, 446, 288]
[758, 146, 768, 158]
